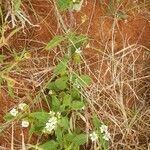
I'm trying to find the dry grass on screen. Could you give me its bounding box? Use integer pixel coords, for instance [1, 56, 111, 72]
[0, 0, 150, 149]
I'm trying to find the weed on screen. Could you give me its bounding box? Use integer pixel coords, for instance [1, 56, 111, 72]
[0, 0, 149, 149]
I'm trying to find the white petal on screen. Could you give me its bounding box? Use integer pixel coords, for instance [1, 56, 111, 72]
[21, 120, 29, 128]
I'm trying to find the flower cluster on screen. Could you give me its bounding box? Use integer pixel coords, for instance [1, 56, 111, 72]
[75, 48, 81, 54]
[43, 111, 61, 133]
[9, 103, 30, 128]
[90, 131, 98, 142]
[90, 124, 111, 142]
[9, 103, 27, 117]
[10, 108, 18, 117]
[21, 120, 30, 128]
[100, 124, 111, 141]
[18, 103, 27, 111]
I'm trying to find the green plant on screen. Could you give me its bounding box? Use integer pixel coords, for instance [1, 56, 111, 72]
[56, 0, 84, 12]
[2, 32, 111, 149]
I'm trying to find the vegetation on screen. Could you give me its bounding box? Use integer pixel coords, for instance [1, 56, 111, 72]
[0, 0, 150, 150]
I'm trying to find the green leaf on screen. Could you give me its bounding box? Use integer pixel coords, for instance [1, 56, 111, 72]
[29, 123, 44, 135]
[78, 75, 92, 87]
[30, 111, 49, 123]
[66, 132, 76, 142]
[71, 88, 80, 100]
[46, 35, 65, 50]
[3, 113, 15, 121]
[39, 140, 58, 150]
[67, 32, 88, 54]
[52, 96, 61, 111]
[73, 145, 80, 150]
[55, 76, 68, 90]
[72, 134, 87, 145]
[14, 0, 22, 12]
[55, 127, 63, 144]
[54, 57, 68, 75]
[92, 114, 101, 129]
[63, 94, 72, 107]
[46, 81, 57, 91]
[29, 112, 50, 134]
[7, 85, 15, 98]
[59, 116, 69, 130]
[57, 0, 73, 11]
[71, 101, 84, 110]
[73, 53, 81, 63]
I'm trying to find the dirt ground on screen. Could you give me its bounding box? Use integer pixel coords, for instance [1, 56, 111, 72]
[0, 0, 150, 149]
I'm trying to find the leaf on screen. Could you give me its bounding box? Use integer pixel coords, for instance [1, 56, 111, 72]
[39, 140, 58, 150]
[54, 57, 68, 75]
[14, 0, 22, 12]
[71, 88, 80, 100]
[7, 85, 15, 98]
[55, 76, 68, 90]
[29, 123, 44, 135]
[52, 96, 61, 111]
[46, 35, 65, 50]
[78, 75, 92, 87]
[63, 94, 72, 107]
[55, 127, 63, 144]
[46, 81, 57, 91]
[92, 114, 101, 129]
[71, 101, 84, 110]
[72, 145, 80, 150]
[59, 116, 69, 130]
[67, 32, 88, 54]
[66, 132, 76, 142]
[29, 112, 50, 134]
[3, 113, 15, 121]
[73, 53, 81, 64]
[30, 112, 49, 123]
[57, 0, 73, 11]
[72, 134, 87, 145]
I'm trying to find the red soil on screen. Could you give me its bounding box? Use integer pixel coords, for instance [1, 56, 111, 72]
[0, 0, 150, 149]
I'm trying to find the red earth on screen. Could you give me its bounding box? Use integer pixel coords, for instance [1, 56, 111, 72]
[0, 0, 150, 149]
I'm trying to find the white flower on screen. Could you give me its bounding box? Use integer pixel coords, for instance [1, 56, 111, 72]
[21, 120, 30, 128]
[45, 117, 58, 133]
[100, 124, 111, 141]
[56, 112, 61, 118]
[81, 106, 85, 110]
[10, 108, 18, 117]
[75, 48, 81, 54]
[90, 131, 98, 142]
[73, 0, 76, 2]
[45, 123, 55, 132]
[18, 103, 27, 110]
[48, 117, 57, 124]
[74, 79, 80, 88]
[49, 111, 55, 116]
[48, 90, 53, 95]
[100, 124, 108, 133]
[102, 132, 111, 141]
